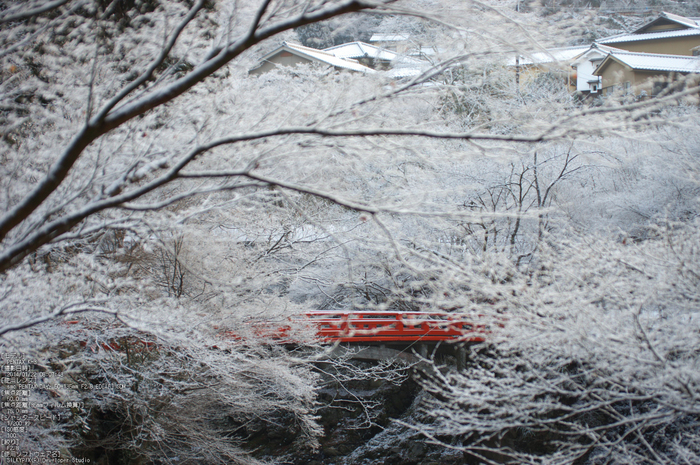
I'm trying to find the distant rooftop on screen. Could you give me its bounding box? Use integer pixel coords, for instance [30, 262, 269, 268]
[633, 11, 699, 34]
[370, 34, 410, 42]
[249, 41, 433, 79]
[514, 45, 590, 66]
[324, 42, 398, 61]
[250, 42, 376, 74]
[598, 11, 700, 45]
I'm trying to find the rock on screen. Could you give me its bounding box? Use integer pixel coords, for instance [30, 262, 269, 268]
[322, 446, 341, 457]
[407, 441, 426, 458]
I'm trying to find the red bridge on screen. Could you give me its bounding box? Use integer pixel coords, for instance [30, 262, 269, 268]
[65, 312, 492, 367]
[227, 311, 491, 345]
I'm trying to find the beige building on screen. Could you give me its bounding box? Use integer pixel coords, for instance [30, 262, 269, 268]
[593, 50, 700, 96]
[598, 11, 700, 56]
[566, 12, 700, 96]
[512, 13, 700, 94]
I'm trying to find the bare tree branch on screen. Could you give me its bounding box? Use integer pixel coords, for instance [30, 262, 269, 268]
[0, 0, 74, 24]
[0, 302, 116, 336]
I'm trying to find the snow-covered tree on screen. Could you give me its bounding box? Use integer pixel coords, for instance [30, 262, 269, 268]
[412, 218, 700, 464]
[1, 0, 700, 462]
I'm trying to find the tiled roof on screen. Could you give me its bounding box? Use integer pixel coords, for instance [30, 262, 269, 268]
[285, 42, 376, 72]
[511, 46, 589, 66]
[633, 11, 700, 34]
[324, 42, 398, 61]
[595, 50, 700, 74]
[658, 11, 700, 28]
[571, 44, 625, 65]
[254, 42, 376, 73]
[370, 34, 409, 42]
[251, 42, 429, 78]
[599, 27, 700, 45]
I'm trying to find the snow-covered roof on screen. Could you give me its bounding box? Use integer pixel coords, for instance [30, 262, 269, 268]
[633, 11, 700, 34]
[251, 42, 376, 73]
[596, 11, 700, 46]
[284, 42, 376, 72]
[571, 44, 626, 65]
[595, 50, 700, 74]
[511, 46, 589, 66]
[599, 27, 700, 45]
[324, 42, 398, 61]
[251, 42, 376, 74]
[370, 34, 410, 42]
[250, 41, 429, 79]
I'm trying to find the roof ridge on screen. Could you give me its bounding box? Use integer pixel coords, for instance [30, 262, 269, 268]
[324, 41, 386, 53]
[284, 41, 336, 57]
[660, 11, 700, 27]
[324, 41, 361, 50]
[325, 41, 379, 49]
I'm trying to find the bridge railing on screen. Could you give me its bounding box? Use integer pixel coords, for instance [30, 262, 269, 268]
[224, 311, 493, 344]
[62, 311, 495, 351]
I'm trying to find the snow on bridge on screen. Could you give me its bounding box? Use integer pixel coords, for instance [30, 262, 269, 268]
[63, 311, 493, 369]
[225, 311, 491, 345]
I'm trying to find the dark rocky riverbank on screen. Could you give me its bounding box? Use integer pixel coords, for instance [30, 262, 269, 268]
[244, 361, 463, 465]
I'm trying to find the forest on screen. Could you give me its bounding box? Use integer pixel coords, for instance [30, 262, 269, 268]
[1, 0, 699, 464]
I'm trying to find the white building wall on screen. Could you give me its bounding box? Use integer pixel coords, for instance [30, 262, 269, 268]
[574, 50, 608, 92]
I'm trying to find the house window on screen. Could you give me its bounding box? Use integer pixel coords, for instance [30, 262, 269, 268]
[693, 49, 700, 57]
[624, 81, 631, 94]
[591, 84, 597, 92]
